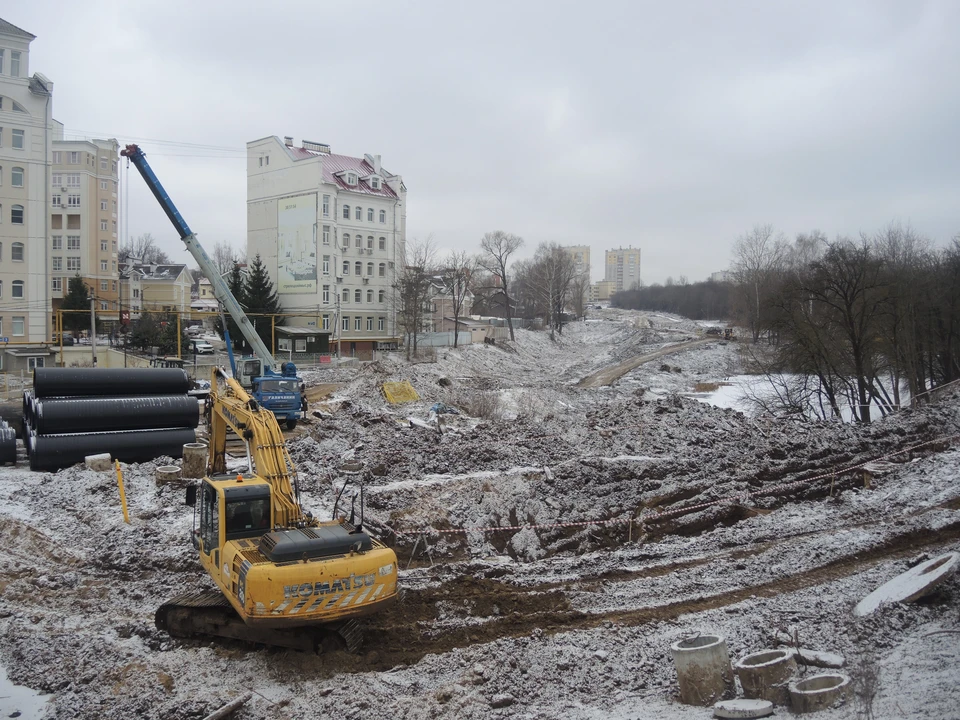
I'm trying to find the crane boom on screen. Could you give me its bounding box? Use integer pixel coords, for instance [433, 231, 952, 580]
[120, 144, 277, 371]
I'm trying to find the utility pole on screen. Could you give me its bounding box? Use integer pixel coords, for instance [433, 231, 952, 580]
[90, 297, 97, 367]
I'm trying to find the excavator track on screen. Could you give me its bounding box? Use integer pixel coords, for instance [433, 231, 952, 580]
[156, 589, 364, 653]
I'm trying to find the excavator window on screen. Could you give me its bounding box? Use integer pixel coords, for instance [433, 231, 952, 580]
[199, 482, 219, 554]
[225, 498, 271, 537]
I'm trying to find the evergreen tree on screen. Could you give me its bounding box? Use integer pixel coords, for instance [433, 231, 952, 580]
[129, 312, 187, 355]
[60, 275, 91, 333]
[214, 263, 248, 351]
[243, 254, 284, 352]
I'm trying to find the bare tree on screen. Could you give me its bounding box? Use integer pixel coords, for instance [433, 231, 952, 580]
[730, 224, 789, 342]
[569, 270, 591, 319]
[212, 239, 243, 276]
[395, 237, 437, 359]
[119, 232, 171, 265]
[479, 231, 523, 341]
[440, 250, 478, 348]
[515, 242, 578, 340]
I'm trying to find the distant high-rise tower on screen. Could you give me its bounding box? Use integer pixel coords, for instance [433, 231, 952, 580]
[604, 246, 641, 292]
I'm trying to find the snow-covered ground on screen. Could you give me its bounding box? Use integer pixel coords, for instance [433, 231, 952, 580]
[0, 308, 958, 719]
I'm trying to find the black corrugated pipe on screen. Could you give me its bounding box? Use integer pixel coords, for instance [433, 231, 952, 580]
[33, 368, 190, 398]
[0, 422, 16, 465]
[33, 395, 200, 435]
[28, 427, 197, 472]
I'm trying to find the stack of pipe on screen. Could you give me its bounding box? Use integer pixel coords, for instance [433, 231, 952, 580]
[0, 419, 16, 465]
[25, 368, 199, 472]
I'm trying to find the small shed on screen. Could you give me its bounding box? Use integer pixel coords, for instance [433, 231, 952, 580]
[275, 326, 329, 354]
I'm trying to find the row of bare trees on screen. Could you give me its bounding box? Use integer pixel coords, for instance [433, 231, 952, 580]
[392, 231, 593, 355]
[731, 223, 960, 422]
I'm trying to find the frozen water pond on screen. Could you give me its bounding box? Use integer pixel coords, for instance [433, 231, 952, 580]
[0, 661, 49, 719]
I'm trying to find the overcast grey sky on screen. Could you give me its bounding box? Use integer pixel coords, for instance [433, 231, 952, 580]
[7, 0, 960, 284]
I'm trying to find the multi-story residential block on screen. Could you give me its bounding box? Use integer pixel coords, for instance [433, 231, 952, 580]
[605, 246, 641, 292]
[563, 245, 591, 280]
[247, 136, 406, 360]
[49, 138, 120, 319]
[0, 18, 54, 346]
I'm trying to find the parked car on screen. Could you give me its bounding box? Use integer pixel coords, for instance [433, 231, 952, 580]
[186, 325, 205, 337]
[189, 340, 215, 355]
[52, 333, 75, 346]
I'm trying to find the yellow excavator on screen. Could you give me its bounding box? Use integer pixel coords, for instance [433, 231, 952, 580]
[156, 368, 398, 652]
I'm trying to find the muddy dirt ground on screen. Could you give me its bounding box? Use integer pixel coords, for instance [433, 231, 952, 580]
[1, 309, 958, 719]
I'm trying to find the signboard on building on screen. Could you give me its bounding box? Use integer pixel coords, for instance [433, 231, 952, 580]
[277, 194, 318, 294]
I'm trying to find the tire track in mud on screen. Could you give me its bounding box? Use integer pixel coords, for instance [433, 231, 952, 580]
[577, 338, 711, 388]
[359, 521, 960, 669]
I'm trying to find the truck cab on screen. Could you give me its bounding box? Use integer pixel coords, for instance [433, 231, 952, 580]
[234, 358, 303, 430]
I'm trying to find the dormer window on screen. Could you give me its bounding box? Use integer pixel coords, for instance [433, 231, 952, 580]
[346, 173, 357, 185]
[371, 177, 381, 190]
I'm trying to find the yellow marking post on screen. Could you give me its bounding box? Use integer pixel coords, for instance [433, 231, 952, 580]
[382, 381, 420, 404]
[115, 460, 130, 524]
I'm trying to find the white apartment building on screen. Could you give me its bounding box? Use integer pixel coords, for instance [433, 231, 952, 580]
[0, 18, 54, 346]
[247, 136, 406, 360]
[605, 246, 641, 292]
[563, 245, 591, 280]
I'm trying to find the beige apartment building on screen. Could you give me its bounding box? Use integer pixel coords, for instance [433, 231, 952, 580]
[49, 138, 121, 322]
[605, 246, 641, 292]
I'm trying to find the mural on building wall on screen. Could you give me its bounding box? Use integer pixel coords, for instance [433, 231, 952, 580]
[277, 194, 318, 294]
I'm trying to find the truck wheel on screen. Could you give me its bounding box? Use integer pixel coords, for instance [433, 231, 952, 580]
[286, 419, 298, 431]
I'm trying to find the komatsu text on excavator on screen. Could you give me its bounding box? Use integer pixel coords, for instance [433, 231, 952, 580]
[155, 368, 398, 651]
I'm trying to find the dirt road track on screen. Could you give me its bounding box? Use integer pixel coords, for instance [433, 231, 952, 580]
[578, 338, 713, 388]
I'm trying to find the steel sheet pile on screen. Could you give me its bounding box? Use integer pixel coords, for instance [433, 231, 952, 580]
[22, 368, 199, 472]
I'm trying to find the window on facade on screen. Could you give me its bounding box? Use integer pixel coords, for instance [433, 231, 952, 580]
[67, 236, 80, 250]
[378, 290, 385, 303]
[52, 277, 62, 292]
[10, 52, 21, 77]
[133, 289, 139, 298]
[379, 263, 386, 277]
[342, 260, 349, 275]
[112, 281, 117, 291]
[342, 316, 350, 331]
[69, 152, 80, 164]
[367, 262, 374, 276]
[342, 289, 349, 302]
[355, 235, 362, 248]
[0, 50, 3, 74]
[52, 236, 62, 250]
[100, 180, 107, 190]
[322, 225, 330, 245]
[322, 255, 330, 274]
[12, 129, 24, 150]
[100, 158, 108, 170]
[367, 208, 374, 222]
[100, 301, 108, 311]
[378, 317, 385, 331]
[100, 220, 108, 231]
[322, 285, 330, 303]
[112, 260, 116, 271]
[379, 210, 386, 223]
[354, 261, 362, 276]
[112, 240, 117, 252]
[66, 173, 80, 187]
[11, 205, 23, 224]
[347, 173, 357, 185]
[342, 204, 350, 219]
[366, 289, 373, 303]
[100, 240, 108, 251]
[12, 242, 23, 261]
[366, 317, 373, 331]
[295, 339, 307, 352]
[342, 233, 350, 249]
[67, 257, 80, 271]
[12, 281, 24, 299]
[67, 195, 80, 207]
[52, 151, 61, 164]
[100, 200, 107, 211]
[100, 280, 108, 291]
[322, 314, 330, 330]
[100, 260, 108, 271]
[322, 195, 330, 217]
[371, 178, 381, 190]
[52, 195, 62, 207]
[367, 236, 374, 249]
[355, 206, 362, 221]
[354, 317, 362, 331]
[354, 289, 362, 303]
[51, 173, 62, 186]
[379, 236, 386, 250]
[12, 167, 23, 187]
[52, 257, 62, 271]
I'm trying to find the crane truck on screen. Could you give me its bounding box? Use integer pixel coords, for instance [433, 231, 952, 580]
[155, 368, 399, 651]
[120, 144, 303, 429]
